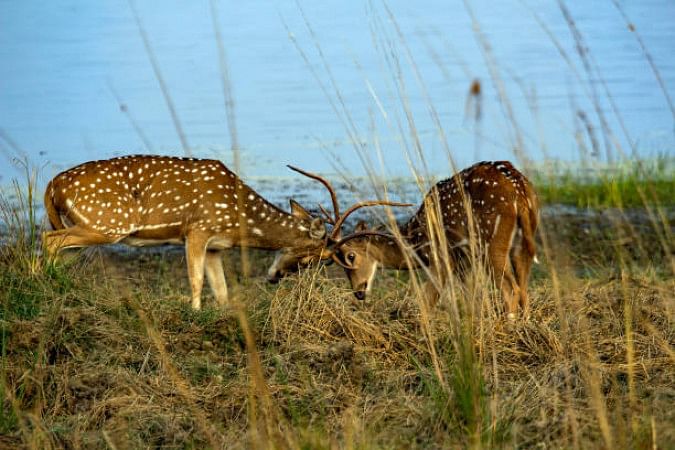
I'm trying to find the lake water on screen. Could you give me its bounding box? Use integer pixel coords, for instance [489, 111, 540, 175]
[1, 0, 673, 204]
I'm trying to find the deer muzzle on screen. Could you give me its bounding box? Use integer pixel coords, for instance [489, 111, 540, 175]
[266, 271, 281, 284]
[354, 290, 367, 300]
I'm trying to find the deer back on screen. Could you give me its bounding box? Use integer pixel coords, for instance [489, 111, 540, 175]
[400, 161, 536, 256]
[46, 155, 316, 248]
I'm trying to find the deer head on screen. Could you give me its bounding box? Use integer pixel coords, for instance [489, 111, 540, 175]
[265, 197, 330, 283]
[265, 166, 412, 283]
[329, 221, 386, 299]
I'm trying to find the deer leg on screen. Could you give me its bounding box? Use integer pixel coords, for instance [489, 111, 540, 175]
[488, 224, 520, 320]
[490, 248, 519, 319]
[204, 250, 228, 306]
[185, 231, 210, 310]
[43, 227, 125, 256]
[511, 201, 538, 319]
[422, 276, 441, 309]
[510, 234, 535, 319]
[422, 259, 452, 308]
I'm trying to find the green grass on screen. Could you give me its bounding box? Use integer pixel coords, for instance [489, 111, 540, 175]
[532, 156, 674, 208]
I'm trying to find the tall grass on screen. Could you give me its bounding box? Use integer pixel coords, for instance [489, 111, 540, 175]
[0, 162, 672, 448]
[281, 1, 673, 448]
[0, 162, 72, 448]
[0, 160, 42, 275]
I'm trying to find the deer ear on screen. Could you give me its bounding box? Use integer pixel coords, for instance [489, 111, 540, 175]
[309, 217, 326, 239]
[355, 220, 369, 232]
[290, 199, 312, 220]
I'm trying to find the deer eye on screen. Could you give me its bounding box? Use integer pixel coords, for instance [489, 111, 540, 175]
[347, 252, 356, 262]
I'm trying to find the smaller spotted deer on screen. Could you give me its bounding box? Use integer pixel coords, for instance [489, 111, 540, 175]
[331, 161, 539, 319]
[43, 155, 333, 310]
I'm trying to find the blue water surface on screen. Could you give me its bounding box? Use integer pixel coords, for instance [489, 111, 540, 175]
[1, 0, 673, 193]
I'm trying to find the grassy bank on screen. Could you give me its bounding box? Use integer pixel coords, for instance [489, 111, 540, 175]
[531, 156, 674, 208]
[0, 171, 673, 449]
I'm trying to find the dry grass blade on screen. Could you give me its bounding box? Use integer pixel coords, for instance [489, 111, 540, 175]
[127, 0, 191, 157]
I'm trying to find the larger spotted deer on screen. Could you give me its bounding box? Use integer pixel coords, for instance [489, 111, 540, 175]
[44, 155, 407, 310]
[43, 155, 344, 310]
[329, 161, 539, 319]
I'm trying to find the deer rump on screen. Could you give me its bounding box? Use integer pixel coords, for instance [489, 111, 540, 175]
[43, 155, 248, 245]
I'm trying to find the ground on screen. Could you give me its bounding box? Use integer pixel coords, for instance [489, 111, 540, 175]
[0, 205, 673, 449]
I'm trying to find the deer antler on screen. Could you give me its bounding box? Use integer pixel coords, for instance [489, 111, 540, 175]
[286, 165, 412, 242]
[330, 201, 413, 240]
[334, 230, 396, 247]
[318, 204, 336, 225]
[287, 165, 340, 224]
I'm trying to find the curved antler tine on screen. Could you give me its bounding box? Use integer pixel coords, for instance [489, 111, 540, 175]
[318, 204, 336, 225]
[330, 201, 413, 240]
[287, 165, 340, 223]
[334, 230, 396, 248]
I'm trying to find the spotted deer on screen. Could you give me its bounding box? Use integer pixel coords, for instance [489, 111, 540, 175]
[330, 161, 539, 319]
[43, 155, 339, 310]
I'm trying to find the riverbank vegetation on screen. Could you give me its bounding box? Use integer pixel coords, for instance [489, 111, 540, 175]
[532, 155, 674, 208]
[0, 164, 672, 449]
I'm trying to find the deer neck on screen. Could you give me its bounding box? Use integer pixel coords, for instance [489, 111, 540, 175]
[377, 238, 409, 269]
[251, 219, 318, 249]
[224, 193, 318, 250]
[366, 228, 417, 270]
[371, 216, 431, 269]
